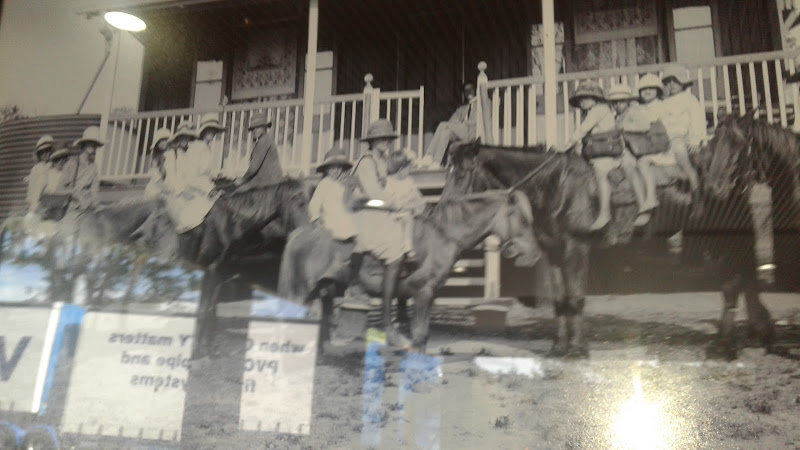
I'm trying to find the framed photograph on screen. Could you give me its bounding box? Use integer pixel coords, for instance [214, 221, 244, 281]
[231, 26, 298, 100]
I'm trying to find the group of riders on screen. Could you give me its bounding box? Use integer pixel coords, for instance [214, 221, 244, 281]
[553, 64, 710, 230]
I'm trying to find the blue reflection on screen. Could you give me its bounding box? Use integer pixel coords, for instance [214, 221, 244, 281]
[361, 336, 386, 448]
[397, 352, 442, 449]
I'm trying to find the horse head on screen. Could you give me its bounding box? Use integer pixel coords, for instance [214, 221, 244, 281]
[492, 189, 540, 267]
[706, 114, 748, 199]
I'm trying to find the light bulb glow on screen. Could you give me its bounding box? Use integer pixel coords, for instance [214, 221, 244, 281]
[104, 11, 146, 32]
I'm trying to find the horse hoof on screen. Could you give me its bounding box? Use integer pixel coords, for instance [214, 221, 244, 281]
[547, 344, 569, 358]
[705, 342, 737, 361]
[566, 346, 589, 359]
[386, 327, 412, 349]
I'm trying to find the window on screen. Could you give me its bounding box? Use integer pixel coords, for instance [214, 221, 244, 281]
[673, 6, 716, 62]
[193, 60, 224, 108]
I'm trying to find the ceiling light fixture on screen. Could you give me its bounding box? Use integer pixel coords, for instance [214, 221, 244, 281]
[104, 11, 146, 32]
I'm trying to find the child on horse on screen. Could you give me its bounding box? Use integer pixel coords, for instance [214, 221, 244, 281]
[661, 65, 706, 207]
[606, 83, 653, 226]
[555, 80, 622, 231]
[385, 149, 426, 257]
[308, 148, 357, 241]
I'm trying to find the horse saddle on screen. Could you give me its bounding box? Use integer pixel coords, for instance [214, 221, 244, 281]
[624, 121, 670, 157]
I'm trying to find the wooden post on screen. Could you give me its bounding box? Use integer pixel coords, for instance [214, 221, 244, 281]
[476, 62, 493, 145]
[483, 235, 501, 299]
[542, 0, 558, 147]
[300, 0, 319, 176]
[97, 29, 121, 178]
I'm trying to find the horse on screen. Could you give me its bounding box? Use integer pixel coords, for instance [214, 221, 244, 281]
[278, 189, 540, 353]
[704, 113, 800, 358]
[444, 140, 710, 358]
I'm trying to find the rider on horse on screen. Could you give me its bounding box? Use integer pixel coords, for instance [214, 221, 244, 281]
[350, 119, 424, 344]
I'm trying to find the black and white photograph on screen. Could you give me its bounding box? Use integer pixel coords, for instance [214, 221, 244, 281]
[1, 0, 800, 448]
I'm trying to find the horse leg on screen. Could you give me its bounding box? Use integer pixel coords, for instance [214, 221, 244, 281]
[193, 269, 222, 360]
[564, 241, 590, 358]
[743, 279, 775, 353]
[397, 297, 410, 334]
[708, 275, 742, 361]
[382, 256, 411, 348]
[549, 301, 570, 357]
[316, 282, 337, 355]
[410, 282, 437, 352]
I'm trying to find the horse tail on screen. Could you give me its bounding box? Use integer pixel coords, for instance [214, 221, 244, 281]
[278, 227, 309, 302]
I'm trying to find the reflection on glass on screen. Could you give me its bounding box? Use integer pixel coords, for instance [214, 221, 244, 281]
[0, 223, 201, 308]
[609, 366, 674, 450]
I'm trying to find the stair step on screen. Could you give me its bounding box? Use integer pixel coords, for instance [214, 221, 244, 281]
[444, 277, 485, 287]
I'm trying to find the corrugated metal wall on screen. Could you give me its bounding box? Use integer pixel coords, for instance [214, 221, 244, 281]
[0, 115, 100, 221]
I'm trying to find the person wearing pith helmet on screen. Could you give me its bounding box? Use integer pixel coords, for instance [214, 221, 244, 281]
[236, 112, 282, 192]
[62, 126, 104, 211]
[350, 119, 413, 348]
[144, 127, 175, 200]
[309, 148, 356, 241]
[25, 135, 55, 212]
[555, 80, 619, 230]
[660, 64, 705, 214]
[606, 83, 654, 226]
[188, 113, 224, 194]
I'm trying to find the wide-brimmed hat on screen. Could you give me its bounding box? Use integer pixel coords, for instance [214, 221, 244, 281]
[606, 84, 634, 102]
[168, 120, 197, 144]
[197, 113, 225, 136]
[569, 81, 605, 107]
[75, 126, 105, 147]
[49, 141, 72, 161]
[661, 65, 693, 87]
[248, 112, 272, 130]
[637, 73, 664, 95]
[150, 127, 172, 151]
[316, 148, 352, 173]
[35, 135, 54, 154]
[361, 119, 399, 141]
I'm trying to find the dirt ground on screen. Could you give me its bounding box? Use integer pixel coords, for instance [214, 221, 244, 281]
[52, 292, 800, 449]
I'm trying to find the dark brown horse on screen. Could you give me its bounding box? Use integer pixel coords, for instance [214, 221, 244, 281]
[444, 140, 711, 358]
[278, 189, 540, 352]
[704, 113, 800, 358]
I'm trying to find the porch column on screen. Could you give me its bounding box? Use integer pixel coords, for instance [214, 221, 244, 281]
[541, 0, 558, 147]
[300, 0, 320, 175]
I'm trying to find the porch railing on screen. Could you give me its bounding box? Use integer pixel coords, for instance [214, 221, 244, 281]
[99, 73, 424, 182]
[480, 49, 800, 147]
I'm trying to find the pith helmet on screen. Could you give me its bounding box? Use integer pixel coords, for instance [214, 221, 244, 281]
[637, 73, 664, 95]
[316, 148, 352, 173]
[75, 126, 105, 147]
[150, 127, 172, 151]
[606, 84, 634, 102]
[197, 113, 225, 136]
[49, 141, 72, 161]
[662, 65, 693, 87]
[168, 120, 197, 144]
[35, 135, 54, 154]
[361, 119, 399, 141]
[248, 112, 272, 130]
[569, 81, 605, 107]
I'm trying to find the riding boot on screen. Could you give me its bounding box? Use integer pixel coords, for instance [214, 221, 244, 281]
[383, 256, 411, 349]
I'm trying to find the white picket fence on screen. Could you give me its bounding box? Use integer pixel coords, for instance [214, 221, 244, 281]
[481, 49, 800, 147]
[99, 74, 424, 181]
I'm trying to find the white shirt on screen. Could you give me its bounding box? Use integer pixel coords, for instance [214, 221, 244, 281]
[26, 162, 50, 210]
[384, 175, 425, 215]
[661, 90, 707, 146]
[571, 103, 617, 143]
[308, 177, 356, 240]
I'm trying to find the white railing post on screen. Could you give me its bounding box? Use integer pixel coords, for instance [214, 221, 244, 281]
[362, 73, 375, 132]
[300, 0, 319, 177]
[476, 61, 492, 144]
[542, 0, 558, 148]
[483, 235, 501, 299]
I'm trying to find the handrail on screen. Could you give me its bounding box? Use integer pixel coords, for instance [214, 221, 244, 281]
[315, 93, 363, 104]
[379, 88, 424, 99]
[109, 98, 305, 120]
[486, 48, 800, 88]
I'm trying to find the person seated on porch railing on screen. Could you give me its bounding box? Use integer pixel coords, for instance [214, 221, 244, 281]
[25, 135, 54, 213]
[235, 112, 282, 193]
[63, 126, 103, 211]
[661, 65, 705, 204]
[193, 113, 225, 185]
[350, 119, 413, 347]
[144, 127, 175, 199]
[420, 82, 478, 169]
[624, 73, 671, 217]
[606, 84, 652, 227]
[553, 80, 620, 231]
[164, 120, 217, 233]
